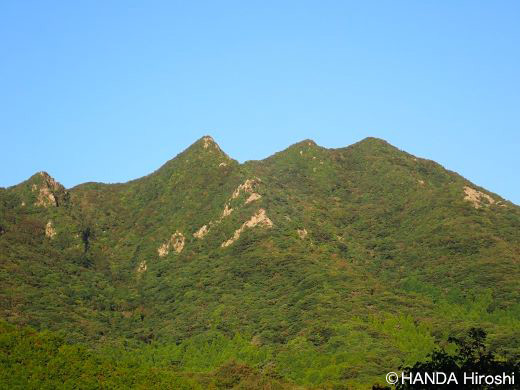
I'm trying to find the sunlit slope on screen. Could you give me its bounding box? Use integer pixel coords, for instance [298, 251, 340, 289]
[1, 136, 519, 386]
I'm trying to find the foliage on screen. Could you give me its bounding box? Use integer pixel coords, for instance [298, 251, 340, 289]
[395, 328, 520, 389]
[0, 136, 519, 388]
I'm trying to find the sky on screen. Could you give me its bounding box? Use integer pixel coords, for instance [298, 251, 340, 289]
[1, 1, 519, 204]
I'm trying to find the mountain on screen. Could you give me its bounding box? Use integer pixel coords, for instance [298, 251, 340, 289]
[1, 136, 519, 389]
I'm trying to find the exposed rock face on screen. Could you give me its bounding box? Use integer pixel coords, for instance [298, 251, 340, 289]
[193, 224, 209, 239]
[221, 208, 273, 247]
[171, 232, 185, 253]
[230, 178, 262, 206]
[245, 193, 261, 204]
[158, 231, 185, 256]
[231, 178, 260, 199]
[198, 136, 232, 162]
[194, 179, 263, 240]
[297, 228, 308, 239]
[158, 242, 169, 257]
[222, 204, 233, 218]
[45, 221, 56, 239]
[137, 260, 147, 273]
[463, 186, 495, 209]
[193, 203, 234, 240]
[33, 184, 57, 207]
[202, 136, 214, 149]
[202, 135, 224, 152]
[32, 172, 65, 207]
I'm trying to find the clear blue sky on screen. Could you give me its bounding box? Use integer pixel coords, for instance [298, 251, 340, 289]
[1, 1, 519, 204]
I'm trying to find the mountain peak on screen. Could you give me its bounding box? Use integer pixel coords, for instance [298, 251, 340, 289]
[344, 137, 401, 155]
[188, 135, 233, 161]
[279, 139, 320, 155]
[299, 138, 317, 145]
[201, 135, 216, 147]
[291, 139, 318, 148]
[357, 136, 391, 146]
[18, 171, 67, 207]
[197, 135, 220, 150]
[27, 171, 62, 188]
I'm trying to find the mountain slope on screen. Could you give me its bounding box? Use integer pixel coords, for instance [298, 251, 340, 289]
[1, 136, 519, 388]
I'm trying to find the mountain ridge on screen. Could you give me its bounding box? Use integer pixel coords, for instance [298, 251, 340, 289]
[6, 136, 410, 187]
[1, 135, 519, 388]
[6, 136, 515, 209]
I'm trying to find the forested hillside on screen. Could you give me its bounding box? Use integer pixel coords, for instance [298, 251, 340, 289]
[1, 136, 519, 389]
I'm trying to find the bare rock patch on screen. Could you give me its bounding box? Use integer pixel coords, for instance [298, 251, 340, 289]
[221, 208, 273, 247]
[32, 172, 64, 207]
[193, 224, 209, 239]
[137, 260, 147, 273]
[245, 193, 261, 204]
[45, 221, 56, 239]
[297, 228, 308, 239]
[158, 231, 185, 256]
[463, 186, 495, 209]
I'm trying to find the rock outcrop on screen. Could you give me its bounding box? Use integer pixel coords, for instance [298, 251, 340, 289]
[136, 260, 147, 273]
[463, 186, 495, 209]
[45, 221, 56, 238]
[31, 172, 66, 207]
[158, 231, 185, 256]
[221, 208, 273, 247]
[297, 228, 308, 239]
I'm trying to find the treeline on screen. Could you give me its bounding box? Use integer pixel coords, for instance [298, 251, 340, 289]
[0, 322, 294, 389]
[1, 322, 519, 389]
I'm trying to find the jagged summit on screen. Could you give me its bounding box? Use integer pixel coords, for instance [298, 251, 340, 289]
[182, 135, 232, 160]
[200, 135, 216, 148]
[194, 135, 223, 152]
[17, 171, 60, 187]
[6, 171, 68, 208]
[20, 171, 63, 193]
